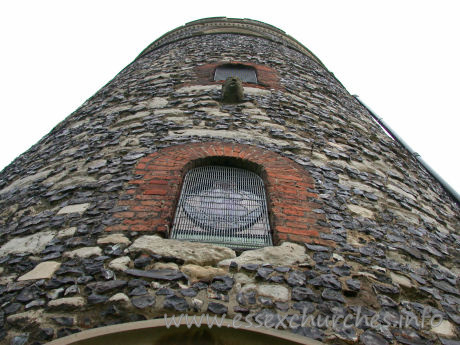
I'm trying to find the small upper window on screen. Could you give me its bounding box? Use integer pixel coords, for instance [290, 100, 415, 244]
[171, 165, 271, 250]
[214, 64, 257, 84]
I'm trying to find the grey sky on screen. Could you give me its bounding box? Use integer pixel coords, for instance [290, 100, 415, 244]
[1, 0, 458, 193]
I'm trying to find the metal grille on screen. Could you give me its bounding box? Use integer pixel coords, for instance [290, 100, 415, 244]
[171, 166, 272, 250]
[214, 65, 258, 83]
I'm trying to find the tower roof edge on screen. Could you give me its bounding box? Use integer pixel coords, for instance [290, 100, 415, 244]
[136, 17, 326, 68]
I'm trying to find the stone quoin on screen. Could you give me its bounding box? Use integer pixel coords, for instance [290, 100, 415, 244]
[0, 17, 458, 345]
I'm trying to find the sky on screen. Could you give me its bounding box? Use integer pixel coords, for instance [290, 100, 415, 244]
[0, 1, 459, 194]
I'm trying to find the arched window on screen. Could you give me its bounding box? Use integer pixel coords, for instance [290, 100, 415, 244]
[214, 64, 257, 84]
[171, 165, 271, 250]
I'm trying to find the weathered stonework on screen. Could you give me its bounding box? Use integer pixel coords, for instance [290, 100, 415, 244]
[0, 17, 458, 345]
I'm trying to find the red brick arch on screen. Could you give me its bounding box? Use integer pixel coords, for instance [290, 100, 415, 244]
[107, 142, 332, 246]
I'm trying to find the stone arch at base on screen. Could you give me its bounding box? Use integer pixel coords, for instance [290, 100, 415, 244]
[107, 142, 332, 247]
[46, 318, 325, 345]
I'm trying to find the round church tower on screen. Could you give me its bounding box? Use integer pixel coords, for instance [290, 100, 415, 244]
[0, 18, 458, 345]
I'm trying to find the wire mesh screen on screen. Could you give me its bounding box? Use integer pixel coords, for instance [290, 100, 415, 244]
[214, 65, 257, 84]
[171, 166, 272, 250]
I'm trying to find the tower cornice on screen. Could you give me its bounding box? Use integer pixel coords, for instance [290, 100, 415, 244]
[137, 17, 326, 67]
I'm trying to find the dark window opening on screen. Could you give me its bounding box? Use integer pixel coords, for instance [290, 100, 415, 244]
[214, 64, 257, 84]
[171, 165, 272, 250]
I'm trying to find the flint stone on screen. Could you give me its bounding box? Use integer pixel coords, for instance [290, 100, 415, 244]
[207, 302, 227, 315]
[47, 287, 64, 300]
[378, 294, 398, 308]
[292, 287, 319, 302]
[97, 234, 131, 245]
[57, 328, 81, 338]
[100, 267, 116, 279]
[432, 280, 459, 295]
[134, 256, 152, 268]
[87, 294, 109, 304]
[181, 264, 227, 283]
[257, 284, 289, 302]
[164, 296, 188, 312]
[131, 295, 155, 309]
[211, 276, 234, 292]
[305, 244, 330, 252]
[25, 299, 46, 309]
[308, 274, 341, 290]
[10, 334, 29, 345]
[259, 296, 273, 307]
[16, 287, 39, 302]
[256, 267, 274, 280]
[128, 279, 149, 288]
[336, 326, 358, 342]
[48, 297, 85, 308]
[64, 285, 79, 296]
[64, 247, 102, 259]
[359, 330, 389, 345]
[391, 329, 425, 345]
[87, 280, 127, 293]
[291, 326, 324, 341]
[219, 242, 313, 267]
[373, 283, 400, 295]
[322, 288, 345, 303]
[332, 264, 351, 277]
[181, 288, 197, 297]
[269, 275, 285, 284]
[241, 264, 259, 272]
[66, 236, 95, 248]
[0, 231, 55, 256]
[18, 261, 61, 281]
[126, 268, 186, 281]
[128, 235, 235, 266]
[156, 288, 175, 296]
[292, 301, 315, 314]
[346, 279, 361, 292]
[226, 261, 237, 272]
[275, 266, 290, 273]
[36, 327, 54, 341]
[252, 309, 284, 328]
[4, 303, 22, 315]
[130, 286, 148, 296]
[77, 276, 93, 284]
[446, 310, 460, 325]
[57, 203, 90, 215]
[51, 316, 74, 326]
[275, 302, 289, 312]
[420, 286, 442, 300]
[287, 270, 307, 286]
